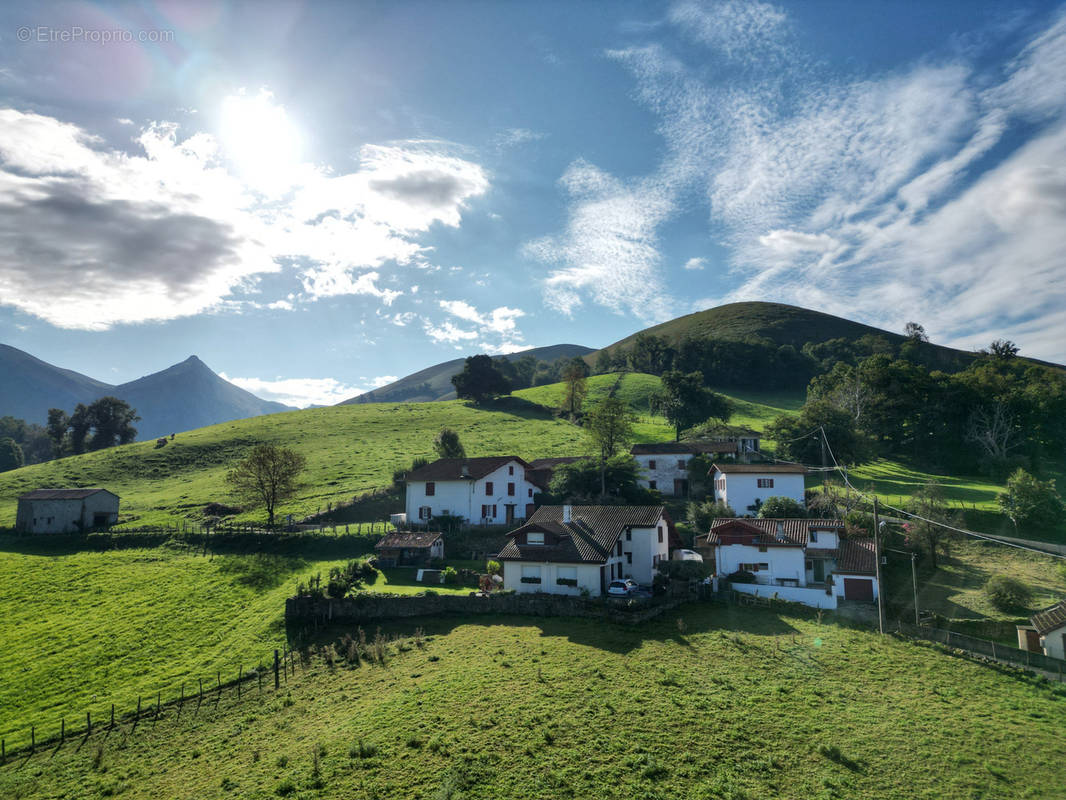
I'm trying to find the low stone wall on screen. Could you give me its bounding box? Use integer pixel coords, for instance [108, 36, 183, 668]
[286, 590, 689, 627]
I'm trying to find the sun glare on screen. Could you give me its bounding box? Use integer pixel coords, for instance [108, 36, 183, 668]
[219, 89, 304, 194]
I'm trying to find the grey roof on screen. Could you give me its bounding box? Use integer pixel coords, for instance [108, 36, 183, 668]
[18, 488, 117, 501]
[631, 442, 736, 455]
[375, 531, 442, 550]
[1032, 599, 1066, 635]
[701, 517, 843, 547]
[498, 505, 670, 564]
[406, 457, 528, 482]
[711, 462, 807, 474]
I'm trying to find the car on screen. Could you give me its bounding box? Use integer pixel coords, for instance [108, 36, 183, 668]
[607, 578, 639, 597]
[673, 549, 704, 562]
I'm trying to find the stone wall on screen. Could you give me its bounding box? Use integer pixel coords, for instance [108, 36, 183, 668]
[286, 589, 690, 627]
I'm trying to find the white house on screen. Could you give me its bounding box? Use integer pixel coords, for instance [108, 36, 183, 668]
[698, 517, 877, 608]
[1025, 600, 1066, 659]
[631, 442, 737, 497]
[15, 488, 120, 534]
[497, 505, 677, 596]
[710, 463, 807, 515]
[404, 457, 542, 526]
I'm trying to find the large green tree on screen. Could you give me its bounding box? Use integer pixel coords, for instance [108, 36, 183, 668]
[548, 455, 649, 503]
[226, 444, 307, 527]
[87, 396, 140, 450]
[0, 437, 24, 472]
[766, 399, 868, 466]
[653, 370, 733, 441]
[584, 397, 634, 499]
[904, 482, 953, 569]
[433, 428, 466, 459]
[452, 354, 512, 403]
[561, 358, 589, 418]
[998, 468, 1063, 531]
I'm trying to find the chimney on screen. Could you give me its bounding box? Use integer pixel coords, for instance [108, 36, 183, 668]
[563, 505, 572, 524]
[460, 463, 470, 478]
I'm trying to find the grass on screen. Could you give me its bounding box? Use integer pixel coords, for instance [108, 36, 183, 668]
[1, 604, 1063, 799]
[0, 399, 589, 529]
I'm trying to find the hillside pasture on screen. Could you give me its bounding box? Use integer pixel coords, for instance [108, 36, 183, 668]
[1, 604, 1063, 799]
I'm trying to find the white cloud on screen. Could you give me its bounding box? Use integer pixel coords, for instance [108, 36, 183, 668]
[494, 128, 548, 148]
[424, 321, 478, 343]
[0, 100, 489, 329]
[219, 373, 365, 407]
[436, 299, 527, 346]
[683, 257, 706, 270]
[267, 299, 294, 311]
[669, 0, 789, 64]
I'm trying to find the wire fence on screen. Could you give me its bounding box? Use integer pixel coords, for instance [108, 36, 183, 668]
[895, 621, 1066, 681]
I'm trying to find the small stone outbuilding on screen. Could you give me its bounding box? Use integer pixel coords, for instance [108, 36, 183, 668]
[15, 488, 120, 534]
[374, 531, 444, 567]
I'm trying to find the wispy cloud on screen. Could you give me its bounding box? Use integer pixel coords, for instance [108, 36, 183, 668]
[683, 257, 706, 270]
[435, 299, 527, 350]
[219, 372, 369, 407]
[494, 128, 548, 149]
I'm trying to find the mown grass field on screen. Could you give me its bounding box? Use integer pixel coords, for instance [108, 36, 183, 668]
[2, 604, 1063, 800]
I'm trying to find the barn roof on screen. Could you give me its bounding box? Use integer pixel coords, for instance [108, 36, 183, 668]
[375, 531, 443, 550]
[1031, 599, 1066, 635]
[18, 488, 117, 501]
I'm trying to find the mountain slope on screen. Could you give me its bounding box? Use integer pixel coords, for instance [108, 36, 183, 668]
[341, 343, 594, 404]
[0, 345, 291, 439]
[114, 356, 291, 439]
[0, 344, 113, 424]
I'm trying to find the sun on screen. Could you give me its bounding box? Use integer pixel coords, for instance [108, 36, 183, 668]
[218, 89, 304, 194]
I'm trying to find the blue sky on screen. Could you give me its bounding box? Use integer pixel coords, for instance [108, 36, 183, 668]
[1, 0, 1064, 406]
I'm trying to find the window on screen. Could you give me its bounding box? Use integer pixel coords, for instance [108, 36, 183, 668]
[616, 541, 623, 556]
[507, 482, 515, 496]
[759, 563, 769, 571]
[528, 488, 533, 497]
[806, 560, 813, 570]
[648, 480, 657, 490]
[648, 459, 657, 470]
[626, 552, 632, 564]
[657, 526, 663, 543]
[481, 504, 498, 519]
[527, 532, 544, 545]
[626, 530, 632, 541]
[758, 545, 767, 553]
[509, 465, 514, 475]
[757, 478, 775, 489]
[521, 565, 542, 584]
[485, 482, 494, 495]
[740, 562, 757, 572]
[425, 482, 435, 496]
[419, 506, 432, 520]
[810, 531, 818, 543]
[678, 459, 687, 469]
[556, 566, 577, 587]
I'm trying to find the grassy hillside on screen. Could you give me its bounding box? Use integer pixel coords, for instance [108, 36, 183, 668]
[0, 400, 589, 530]
[2, 604, 1063, 799]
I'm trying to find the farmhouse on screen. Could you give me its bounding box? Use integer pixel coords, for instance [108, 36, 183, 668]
[497, 505, 678, 596]
[710, 462, 807, 515]
[1025, 599, 1066, 659]
[631, 442, 737, 497]
[698, 517, 877, 609]
[374, 531, 444, 567]
[15, 488, 120, 534]
[404, 457, 541, 526]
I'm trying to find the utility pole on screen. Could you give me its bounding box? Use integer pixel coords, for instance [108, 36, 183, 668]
[873, 497, 886, 635]
[911, 553, 920, 626]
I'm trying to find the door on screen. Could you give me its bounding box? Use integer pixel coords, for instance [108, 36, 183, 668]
[525, 503, 536, 518]
[1025, 629, 1042, 652]
[599, 566, 606, 595]
[843, 578, 873, 600]
[505, 504, 515, 524]
[812, 560, 826, 582]
[673, 478, 689, 497]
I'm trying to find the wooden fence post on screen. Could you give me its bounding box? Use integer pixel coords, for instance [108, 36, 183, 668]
[274, 649, 280, 690]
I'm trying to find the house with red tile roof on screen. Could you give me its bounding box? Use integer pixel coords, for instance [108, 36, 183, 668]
[710, 463, 807, 515]
[403, 457, 543, 526]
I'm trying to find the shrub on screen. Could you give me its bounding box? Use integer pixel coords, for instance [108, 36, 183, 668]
[688, 499, 736, 531]
[442, 566, 459, 584]
[757, 496, 806, 518]
[984, 575, 1032, 612]
[726, 570, 756, 584]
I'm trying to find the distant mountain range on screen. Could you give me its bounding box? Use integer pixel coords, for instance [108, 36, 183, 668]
[340, 343, 595, 404]
[0, 345, 292, 440]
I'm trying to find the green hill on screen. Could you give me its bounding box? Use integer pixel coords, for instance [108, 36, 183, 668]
[1, 604, 1062, 800]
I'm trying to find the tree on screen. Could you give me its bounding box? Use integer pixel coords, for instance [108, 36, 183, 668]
[594, 350, 614, 374]
[985, 339, 1020, 360]
[561, 358, 589, 418]
[433, 428, 466, 459]
[766, 399, 868, 466]
[652, 370, 733, 441]
[903, 322, 928, 343]
[69, 403, 91, 455]
[451, 354, 512, 403]
[225, 444, 307, 527]
[0, 437, 24, 472]
[584, 397, 634, 499]
[904, 482, 953, 569]
[548, 455, 651, 503]
[687, 499, 735, 531]
[87, 396, 140, 450]
[964, 402, 1024, 473]
[998, 468, 1063, 530]
[758, 496, 806, 518]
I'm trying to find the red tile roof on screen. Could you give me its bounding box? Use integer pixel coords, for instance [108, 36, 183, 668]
[701, 517, 843, 547]
[835, 538, 876, 575]
[406, 457, 528, 482]
[711, 462, 807, 474]
[1031, 599, 1066, 635]
[375, 531, 442, 550]
[498, 505, 672, 564]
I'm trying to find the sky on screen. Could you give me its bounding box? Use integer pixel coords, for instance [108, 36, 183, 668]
[1, 0, 1065, 407]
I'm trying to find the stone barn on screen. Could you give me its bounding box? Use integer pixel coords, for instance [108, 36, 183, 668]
[15, 488, 120, 534]
[374, 531, 444, 567]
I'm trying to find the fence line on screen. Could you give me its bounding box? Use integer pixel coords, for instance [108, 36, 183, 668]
[895, 621, 1066, 681]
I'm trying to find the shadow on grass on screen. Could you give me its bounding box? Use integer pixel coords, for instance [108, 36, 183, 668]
[216, 554, 309, 589]
[286, 601, 806, 655]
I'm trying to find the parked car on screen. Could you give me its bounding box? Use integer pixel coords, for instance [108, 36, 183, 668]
[607, 578, 639, 597]
[673, 549, 704, 562]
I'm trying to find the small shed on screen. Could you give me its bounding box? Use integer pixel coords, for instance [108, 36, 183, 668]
[1027, 599, 1066, 659]
[15, 488, 120, 534]
[374, 530, 444, 567]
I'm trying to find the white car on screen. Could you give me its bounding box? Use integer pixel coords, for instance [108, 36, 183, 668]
[607, 578, 639, 597]
[673, 549, 704, 562]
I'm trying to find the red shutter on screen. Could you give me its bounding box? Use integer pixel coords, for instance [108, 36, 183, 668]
[426, 482, 435, 496]
[485, 482, 493, 495]
[507, 482, 515, 496]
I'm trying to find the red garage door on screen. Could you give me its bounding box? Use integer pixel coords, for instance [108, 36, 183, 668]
[843, 578, 873, 601]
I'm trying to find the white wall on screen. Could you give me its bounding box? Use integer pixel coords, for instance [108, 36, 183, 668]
[633, 454, 689, 496]
[715, 544, 806, 586]
[622, 523, 670, 584]
[714, 472, 805, 515]
[16, 493, 119, 534]
[807, 527, 839, 549]
[1040, 626, 1066, 659]
[405, 460, 538, 524]
[502, 561, 603, 596]
[732, 582, 838, 609]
